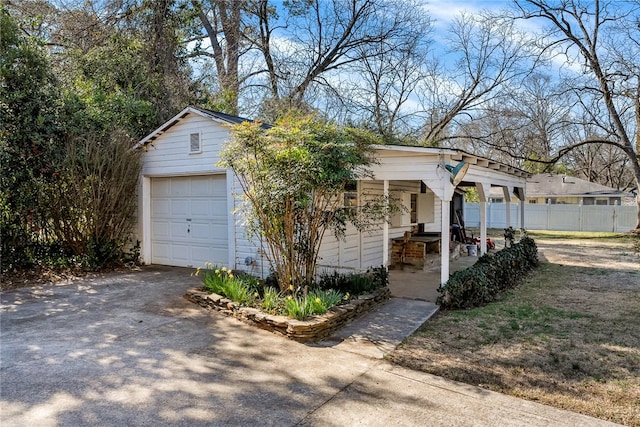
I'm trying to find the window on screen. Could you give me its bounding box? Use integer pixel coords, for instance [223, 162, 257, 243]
[343, 180, 357, 211]
[528, 199, 537, 204]
[410, 194, 417, 224]
[189, 133, 201, 153]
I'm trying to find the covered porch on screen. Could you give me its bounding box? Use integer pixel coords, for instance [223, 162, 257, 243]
[368, 145, 529, 289]
[388, 249, 480, 301]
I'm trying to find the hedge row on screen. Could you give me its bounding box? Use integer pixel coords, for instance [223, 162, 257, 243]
[437, 237, 539, 310]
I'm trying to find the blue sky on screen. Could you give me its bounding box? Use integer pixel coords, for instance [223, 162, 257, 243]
[424, 0, 506, 23]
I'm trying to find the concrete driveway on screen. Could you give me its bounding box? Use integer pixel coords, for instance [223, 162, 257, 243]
[0, 266, 617, 426]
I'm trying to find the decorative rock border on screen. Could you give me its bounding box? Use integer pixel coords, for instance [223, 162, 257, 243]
[184, 286, 391, 342]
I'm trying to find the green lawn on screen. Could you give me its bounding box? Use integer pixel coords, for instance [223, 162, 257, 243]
[391, 234, 640, 426]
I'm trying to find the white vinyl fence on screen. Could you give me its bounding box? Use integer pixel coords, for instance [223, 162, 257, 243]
[464, 203, 637, 233]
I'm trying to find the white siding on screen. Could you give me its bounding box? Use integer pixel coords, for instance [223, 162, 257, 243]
[142, 114, 229, 176]
[361, 181, 384, 268]
[230, 175, 267, 276]
[315, 180, 443, 272]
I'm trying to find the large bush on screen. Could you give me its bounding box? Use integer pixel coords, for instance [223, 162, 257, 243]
[0, 7, 65, 271]
[437, 237, 539, 309]
[46, 131, 142, 268]
[1, 8, 145, 272]
[219, 115, 394, 292]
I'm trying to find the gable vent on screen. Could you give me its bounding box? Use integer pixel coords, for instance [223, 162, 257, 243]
[190, 133, 201, 153]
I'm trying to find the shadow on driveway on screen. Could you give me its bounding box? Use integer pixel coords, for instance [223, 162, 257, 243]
[1, 266, 617, 426]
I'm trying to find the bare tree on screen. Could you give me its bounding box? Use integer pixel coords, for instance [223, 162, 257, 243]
[453, 73, 574, 169]
[345, 14, 433, 141]
[248, 0, 427, 119]
[570, 143, 635, 190]
[514, 0, 640, 231]
[189, 0, 247, 115]
[416, 11, 537, 145]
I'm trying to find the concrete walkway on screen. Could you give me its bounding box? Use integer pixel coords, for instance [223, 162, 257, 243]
[0, 267, 618, 426]
[389, 253, 478, 301]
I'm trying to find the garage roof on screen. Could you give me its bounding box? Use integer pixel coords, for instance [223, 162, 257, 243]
[134, 106, 270, 149]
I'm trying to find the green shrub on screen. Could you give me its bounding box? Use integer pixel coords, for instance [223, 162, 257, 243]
[261, 286, 282, 313]
[284, 296, 313, 320]
[201, 265, 257, 305]
[368, 265, 390, 288]
[316, 271, 350, 292]
[438, 237, 539, 310]
[283, 289, 345, 320]
[315, 266, 388, 295]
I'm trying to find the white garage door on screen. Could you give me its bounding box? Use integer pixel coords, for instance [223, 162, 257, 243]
[151, 175, 228, 268]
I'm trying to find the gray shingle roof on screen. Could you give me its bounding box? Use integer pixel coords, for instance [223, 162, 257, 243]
[526, 174, 631, 197]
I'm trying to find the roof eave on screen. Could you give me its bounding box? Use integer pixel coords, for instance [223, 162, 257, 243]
[133, 106, 244, 150]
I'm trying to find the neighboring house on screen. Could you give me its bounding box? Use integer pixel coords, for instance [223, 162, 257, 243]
[489, 174, 633, 206]
[622, 186, 638, 206]
[135, 107, 528, 284]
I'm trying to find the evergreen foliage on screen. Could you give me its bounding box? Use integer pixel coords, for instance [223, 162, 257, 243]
[219, 114, 394, 292]
[437, 237, 539, 309]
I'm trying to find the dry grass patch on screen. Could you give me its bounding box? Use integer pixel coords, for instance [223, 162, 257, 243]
[391, 236, 640, 426]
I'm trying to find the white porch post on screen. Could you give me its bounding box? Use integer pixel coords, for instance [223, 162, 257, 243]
[421, 175, 454, 286]
[503, 186, 513, 229]
[383, 180, 389, 266]
[440, 198, 451, 284]
[517, 187, 526, 229]
[476, 182, 491, 255]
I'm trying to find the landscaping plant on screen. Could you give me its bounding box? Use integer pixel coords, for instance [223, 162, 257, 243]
[437, 236, 539, 309]
[219, 114, 396, 293]
[199, 265, 257, 306]
[316, 266, 388, 294]
[284, 289, 345, 320]
[195, 264, 382, 320]
[261, 286, 282, 313]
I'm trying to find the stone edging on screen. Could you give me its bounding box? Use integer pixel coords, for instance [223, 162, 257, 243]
[184, 287, 391, 342]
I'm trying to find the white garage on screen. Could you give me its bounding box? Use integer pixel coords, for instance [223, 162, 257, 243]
[136, 107, 242, 269]
[136, 106, 529, 285]
[150, 175, 228, 267]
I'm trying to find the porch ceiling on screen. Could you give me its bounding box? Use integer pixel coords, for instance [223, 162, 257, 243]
[370, 145, 529, 187]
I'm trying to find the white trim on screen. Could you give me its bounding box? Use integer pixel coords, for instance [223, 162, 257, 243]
[479, 200, 487, 254]
[476, 182, 491, 255]
[372, 145, 530, 179]
[383, 180, 389, 266]
[143, 169, 227, 178]
[135, 107, 200, 149]
[134, 106, 238, 149]
[141, 176, 152, 265]
[226, 169, 236, 269]
[372, 145, 458, 156]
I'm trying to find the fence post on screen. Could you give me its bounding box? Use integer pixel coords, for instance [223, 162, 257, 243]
[579, 204, 583, 232]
